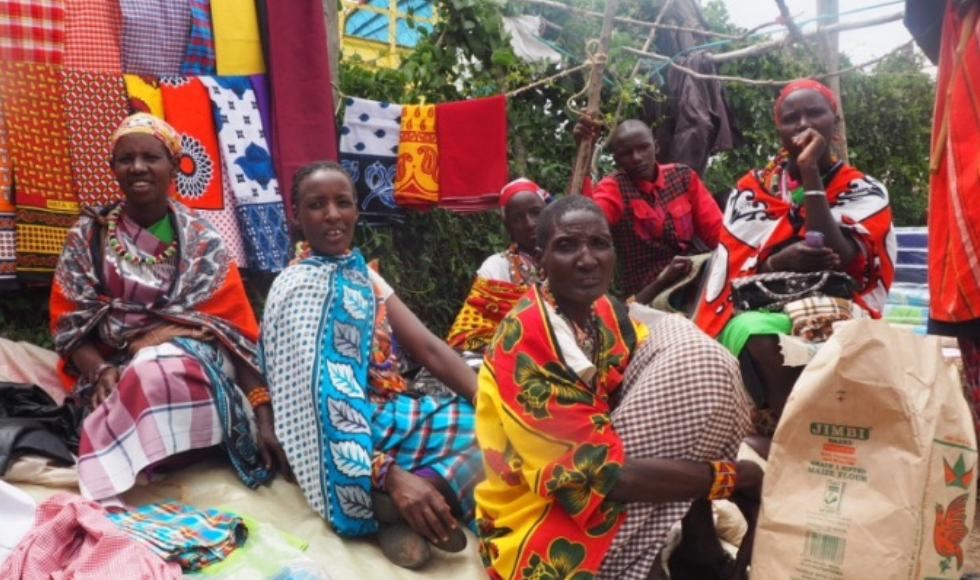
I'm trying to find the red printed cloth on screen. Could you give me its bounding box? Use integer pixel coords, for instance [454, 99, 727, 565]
[263, 0, 339, 217]
[63, 0, 122, 71]
[159, 77, 225, 210]
[0, 62, 78, 276]
[0, 493, 182, 579]
[63, 70, 129, 207]
[0, 101, 14, 284]
[435, 95, 508, 213]
[0, 0, 64, 65]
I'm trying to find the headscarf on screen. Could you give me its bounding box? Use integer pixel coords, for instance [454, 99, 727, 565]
[499, 178, 551, 218]
[774, 79, 838, 124]
[110, 113, 183, 158]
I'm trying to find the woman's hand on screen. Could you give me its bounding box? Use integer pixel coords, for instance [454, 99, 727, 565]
[90, 366, 121, 410]
[792, 128, 829, 175]
[659, 256, 693, 286]
[253, 405, 294, 483]
[386, 465, 458, 545]
[768, 242, 840, 273]
[572, 115, 603, 145]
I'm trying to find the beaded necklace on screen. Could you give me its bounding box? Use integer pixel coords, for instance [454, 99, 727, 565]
[540, 282, 599, 359]
[106, 204, 177, 265]
[505, 243, 541, 285]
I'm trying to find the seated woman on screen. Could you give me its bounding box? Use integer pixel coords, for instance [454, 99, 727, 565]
[474, 195, 759, 580]
[50, 113, 289, 501]
[260, 162, 483, 569]
[446, 178, 550, 352]
[694, 79, 896, 424]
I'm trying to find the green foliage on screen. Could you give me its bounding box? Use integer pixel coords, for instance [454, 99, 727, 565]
[0, 288, 53, 348]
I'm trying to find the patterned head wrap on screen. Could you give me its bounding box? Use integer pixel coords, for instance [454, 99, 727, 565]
[110, 113, 182, 158]
[499, 178, 552, 218]
[774, 79, 838, 124]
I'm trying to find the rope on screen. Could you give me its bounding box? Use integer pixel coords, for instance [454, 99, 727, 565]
[563, 39, 608, 118]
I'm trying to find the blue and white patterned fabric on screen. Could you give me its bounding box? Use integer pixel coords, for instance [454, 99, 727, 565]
[339, 97, 406, 227]
[201, 76, 290, 273]
[260, 251, 378, 537]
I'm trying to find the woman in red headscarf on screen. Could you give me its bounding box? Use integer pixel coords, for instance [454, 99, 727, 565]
[446, 178, 552, 352]
[693, 80, 896, 423]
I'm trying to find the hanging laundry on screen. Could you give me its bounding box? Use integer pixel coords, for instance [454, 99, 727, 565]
[119, 0, 191, 76]
[107, 502, 247, 571]
[394, 104, 439, 209]
[0, 0, 64, 65]
[435, 94, 508, 213]
[201, 76, 290, 272]
[0, 63, 77, 279]
[180, 0, 217, 76]
[124, 74, 165, 116]
[260, 0, 339, 217]
[211, 0, 265, 75]
[0, 493, 182, 579]
[63, 0, 122, 72]
[250, 74, 274, 156]
[0, 102, 14, 287]
[63, 70, 129, 208]
[339, 97, 406, 227]
[159, 77, 225, 210]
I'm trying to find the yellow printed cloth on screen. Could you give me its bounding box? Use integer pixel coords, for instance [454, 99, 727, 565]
[124, 74, 164, 117]
[0, 62, 78, 276]
[210, 0, 265, 74]
[394, 104, 438, 208]
[446, 276, 528, 352]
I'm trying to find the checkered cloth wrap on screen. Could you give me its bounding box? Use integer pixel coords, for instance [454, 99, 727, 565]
[611, 167, 697, 297]
[180, 0, 216, 75]
[119, 0, 190, 75]
[64, 0, 122, 71]
[598, 314, 752, 580]
[0, 0, 64, 64]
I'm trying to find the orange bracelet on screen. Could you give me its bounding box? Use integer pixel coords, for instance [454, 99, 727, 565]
[707, 460, 736, 500]
[247, 386, 272, 408]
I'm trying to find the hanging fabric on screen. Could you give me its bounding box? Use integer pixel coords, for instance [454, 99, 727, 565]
[63, 0, 122, 72]
[124, 74, 165, 116]
[250, 74, 274, 155]
[393, 104, 439, 209]
[0, 0, 65, 65]
[159, 77, 225, 210]
[435, 94, 508, 213]
[118, 0, 191, 76]
[210, 0, 265, 75]
[180, 0, 217, 75]
[0, 103, 14, 287]
[339, 97, 406, 227]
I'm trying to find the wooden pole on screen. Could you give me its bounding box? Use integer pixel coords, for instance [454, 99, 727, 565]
[323, 0, 341, 109]
[816, 0, 848, 163]
[568, 0, 619, 195]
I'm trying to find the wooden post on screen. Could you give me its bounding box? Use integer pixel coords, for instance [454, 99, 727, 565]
[323, 0, 341, 109]
[568, 0, 619, 195]
[816, 0, 848, 163]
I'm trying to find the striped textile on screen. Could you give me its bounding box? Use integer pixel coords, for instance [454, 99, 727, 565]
[210, 0, 264, 74]
[598, 314, 751, 579]
[119, 0, 190, 76]
[107, 502, 246, 570]
[63, 70, 129, 207]
[0, 0, 64, 65]
[0, 62, 77, 277]
[180, 0, 216, 75]
[64, 0, 122, 71]
[201, 76, 290, 273]
[0, 102, 14, 285]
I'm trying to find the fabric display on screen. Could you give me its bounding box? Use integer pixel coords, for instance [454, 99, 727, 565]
[63, 0, 122, 72]
[118, 0, 190, 76]
[0, 104, 14, 286]
[210, 0, 264, 75]
[0, 0, 64, 65]
[202, 75, 290, 272]
[338, 97, 406, 226]
[180, 0, 216, 75]
[125, 73, 165, 116]
[0, 493, 183, 579]
[394, 104, 439, 209]
[107, 502, 246, 570]
[434, 95, 508, 213]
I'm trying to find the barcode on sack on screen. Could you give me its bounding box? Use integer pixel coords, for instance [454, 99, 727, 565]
[803, 530, 846, 564]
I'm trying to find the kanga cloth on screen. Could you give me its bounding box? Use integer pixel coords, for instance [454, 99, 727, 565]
[107, 502, 246, 570]
[339, 97, 406, 227]
[0, 102, 15, 286]
[201, 76, 290, 272]
[63, 70, 129, 207]
[0, 0, 64, 65]
[180, 0, 216, 75]
[261, 0, 339, 216]
[118, 0, 190, 76]
[474, 286, 642, 580]
[0, 62, 78, 277]
[210, 0, 264, 75]
[159, 77, 225, 211]
[261, 251, 482, 536]
[446, 275, 528, 352]
[124, 74, 165, 116]
[394, 104, 439, 209]
[435, 95, 508, 213]
[694, 159, 896, 338]
[249, 73, 274, 155]
[927, 2, 980, 334]
[63, 0, 122, 72]
[0, 493, 182, 580]
[597, 314, 751, 580]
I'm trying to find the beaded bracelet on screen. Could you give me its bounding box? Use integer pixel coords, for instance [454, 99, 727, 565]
[707, 460, 737, 501]
[247, 386, 272, 408]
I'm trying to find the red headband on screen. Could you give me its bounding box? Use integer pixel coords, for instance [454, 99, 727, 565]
[499, 178, 551, 209]
[774, 79, 838, 123]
